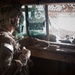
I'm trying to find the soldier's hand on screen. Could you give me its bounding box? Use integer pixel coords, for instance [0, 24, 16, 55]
[18, 47, 31, 65]
[21, 47, 31, 59]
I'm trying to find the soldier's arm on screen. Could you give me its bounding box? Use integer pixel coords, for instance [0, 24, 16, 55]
[0, 37, 23, 75]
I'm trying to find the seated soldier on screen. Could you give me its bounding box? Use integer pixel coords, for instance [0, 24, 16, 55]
[0, 1, 31, 75]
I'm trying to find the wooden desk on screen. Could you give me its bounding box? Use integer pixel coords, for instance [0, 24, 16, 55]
[28, 46, 75, 64]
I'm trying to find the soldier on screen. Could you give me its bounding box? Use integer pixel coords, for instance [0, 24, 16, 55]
[0, 1, 31, 75]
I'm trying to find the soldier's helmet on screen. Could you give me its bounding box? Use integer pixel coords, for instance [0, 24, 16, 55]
[0, 0, 22, 28]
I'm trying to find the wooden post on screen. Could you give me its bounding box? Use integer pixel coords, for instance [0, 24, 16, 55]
[45, 5, 50, 41]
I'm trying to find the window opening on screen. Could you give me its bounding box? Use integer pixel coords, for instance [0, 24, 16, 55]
[28, 5, 46, 39]
[48, 3, 75, 44]
[14, 6, 27, 39]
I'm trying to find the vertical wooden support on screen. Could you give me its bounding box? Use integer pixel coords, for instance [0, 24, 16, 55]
[45, 5, 50, 41]
[25, 6, 30, 36]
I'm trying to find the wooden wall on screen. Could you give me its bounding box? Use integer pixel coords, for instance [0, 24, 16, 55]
[30, 57, 75, 75]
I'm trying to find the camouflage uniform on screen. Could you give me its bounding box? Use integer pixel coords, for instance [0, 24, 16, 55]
[0, 27, 30, 75]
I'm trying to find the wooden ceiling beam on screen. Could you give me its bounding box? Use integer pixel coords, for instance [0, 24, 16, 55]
[0, 0, 75, 6]
[20, 0, 37, 5]
[20, 0, 75, 5]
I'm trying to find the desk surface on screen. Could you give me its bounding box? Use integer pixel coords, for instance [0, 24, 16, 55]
[28, 46, 75, 64]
